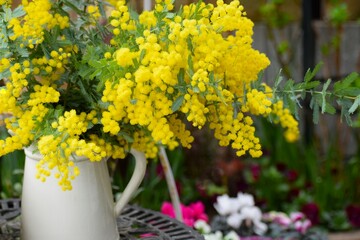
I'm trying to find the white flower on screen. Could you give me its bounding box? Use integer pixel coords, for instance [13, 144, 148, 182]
[214, 193, 256, 216]
[194, 220, 211, 234]
[224, 231, 240, 240]
[214, 194, 241, 216]
[204, 231, 223, 240]
[241, 206, 263, 222]
[253, 219, 268, 235]
[236, 192, 255, 208]
[214, 192, 268, 236]
[227, 212, 243, 229]
[226, 206, 268, 235]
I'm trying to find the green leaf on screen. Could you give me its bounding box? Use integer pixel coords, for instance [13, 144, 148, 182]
[166, 12, 175, 19]
[310, 96, 320, 124]
[3, 6, 12, 21]
[62, 0, 84, 15]
[321, 79, 331, 114]
[130, 99, 137, 105]
[40, 43, 51, 59]
[11, 5, 25, 18]
[285, 94, 298, 117]
[215, 86, 227, 104]
[129, 6, 139, 21]
[176, 68, 187, 94]
[348, 95, 360, 114]
[193, 86, 200, 93]
[56, 39, 73, 47]
[283, 78, 294, 91]
[324, 102, 336, 114]
[313, 102, 320, 124]
[335, 87, 360, 97]
[96, 1, 106, 17]
[139, 49, 146, 63]
[208, 71, 215, 83]
[252, 70, 264, 89]
[0, 23, 9, 48]
[187, 55, 194, 77]
[273, 69, 283, 93]
[304, 62, 323, 82]
[240, 83, 247, 105]
[15, 45, 29, 58]
[334, 72, 359, 92]
[0, 69, 10, 80]
[294, 80, 320, 90]
[177, 68, 185, 85]
[171, 95, 184, 112]
[78, 65, 94, 79]
[337, 98, 353, 124]
[118, 132, 134, 143]
[344, 112, 352, 126]
[97, 100, 110, 109]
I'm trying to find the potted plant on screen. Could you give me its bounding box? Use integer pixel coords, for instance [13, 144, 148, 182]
[0, 0, 358, 239]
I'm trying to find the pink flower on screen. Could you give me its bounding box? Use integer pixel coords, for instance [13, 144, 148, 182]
[263, 211, 292, 227]
[181, 204, 195, 226]
[290, 212, 304, 222]
[189, 201, 209, 222]
[161, 202, 175, 218]
[290, 211, 312, 233]
[160, 201, 208, 227]
[274, 215, 292, 227]
[294, 219, 312, 234]
[140, 233, 156, 237]
[183, 218, 195, 227]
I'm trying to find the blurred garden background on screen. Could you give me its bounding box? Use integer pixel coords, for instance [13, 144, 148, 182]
[1, 0, 360, 239]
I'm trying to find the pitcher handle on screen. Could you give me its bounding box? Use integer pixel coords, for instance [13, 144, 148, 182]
[114, 148, 147, 216]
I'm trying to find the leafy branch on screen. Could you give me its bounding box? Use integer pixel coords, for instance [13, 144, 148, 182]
[270, 63, 360, 126]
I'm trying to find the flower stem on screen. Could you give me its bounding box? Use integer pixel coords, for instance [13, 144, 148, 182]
[274, 89, 358, 100]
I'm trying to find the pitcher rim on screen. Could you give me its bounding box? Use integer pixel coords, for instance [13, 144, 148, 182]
[24, 144, 90, 162]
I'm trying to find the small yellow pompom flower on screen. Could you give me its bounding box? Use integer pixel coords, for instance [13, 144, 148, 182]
[104, 52, 112, 59]
[115, 48, 137, 67]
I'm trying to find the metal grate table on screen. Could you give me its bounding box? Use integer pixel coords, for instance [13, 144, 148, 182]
[0, 199, 204, 240]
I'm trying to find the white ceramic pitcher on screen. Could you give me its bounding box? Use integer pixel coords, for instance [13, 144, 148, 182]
[21, 145, 147, 240]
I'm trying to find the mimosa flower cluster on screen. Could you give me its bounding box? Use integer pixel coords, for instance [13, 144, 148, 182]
[0, 0, 299, 190]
